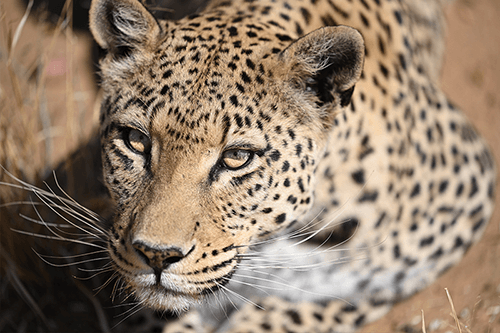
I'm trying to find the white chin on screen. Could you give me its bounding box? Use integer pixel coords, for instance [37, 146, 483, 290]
[134, 285, 202, 313]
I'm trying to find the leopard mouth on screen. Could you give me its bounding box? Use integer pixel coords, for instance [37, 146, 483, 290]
[133, 284, 201, 312]
[121, 261, 238, 312]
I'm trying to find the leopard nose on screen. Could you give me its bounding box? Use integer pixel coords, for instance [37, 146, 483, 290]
[132, 241, 185, 271]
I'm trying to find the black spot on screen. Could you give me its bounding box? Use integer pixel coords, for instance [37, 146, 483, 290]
[313, 312, 323, 322]
[472, 218, 485, 233]
[297, 177, 305, 193]
[469, 176, 478, 198]
[429, 247, 443, 260]
[227, 26, 238, 36]
[246, 58, 255, 70]
[393, 244, 401, 259]
[378, 35, 386, 54]
[419, 236, 434, 247]
[269, 150, 281, 161]
[241, 71, 251, 83]
[357, 279, 370, 291]
[394, 271, 405, 284]
[162, 69, 173, 79]
[452, 236, 464, 250]
[280, 13, 290, 21]
[275, 34, 292, 41]
[404, 257, 417, 266]
[379, 62, 389, 78]
[230, 95, 239, 107]
[468, 204, 483, 217]
[234, 114, 244, 127]
[358, 190, 378, 202]
[282, 161, 290, 172]
[374, 211, 386, 229]
[488, 181, 495, 199]
[359, 12, 369, 27]
[287, 195, 297, 204]
[355, 314, 366, 327]
[394, 10, 403, 24]
[399, 53, 407, 71]
[285, 310, 302, 325]
[321, 14, 338, 26]
[160, 85, 170, 95]
[439, 180, 449, 193]
[261, 323, 272, 331]
[342, 304, 357, 312]
[409, 183, 421, 198]
[300, 7, 311, 24]
[295, 144, 302, 157]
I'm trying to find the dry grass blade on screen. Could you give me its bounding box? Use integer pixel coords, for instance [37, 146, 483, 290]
[8, 0, 33, 63]
[445, 288, 463, 333]
[421, 309, 427, 333]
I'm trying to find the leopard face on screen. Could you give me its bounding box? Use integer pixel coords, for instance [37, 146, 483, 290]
[90, 0, 364, 311]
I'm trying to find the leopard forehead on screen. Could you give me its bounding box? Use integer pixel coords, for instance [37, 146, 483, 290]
[98, 20, 328, 161]
[98, 26, 325, 190]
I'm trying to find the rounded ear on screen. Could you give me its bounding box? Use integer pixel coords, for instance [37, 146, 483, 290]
[89, 0, 161, 55]
[281, 26, 365, 109]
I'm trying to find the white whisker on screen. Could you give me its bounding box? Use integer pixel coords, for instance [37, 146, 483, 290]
[223, 276, 272, 295]
[111, 302, 146, 329]
[213, 280, 263, 310]
[31, 188, 105, 240]
[231, 271, 347, 302]
[32, 249, 110, 268]
[10, 228, 107, 250]
[38, 249, 108, 259]
[73, 267, 113, 281]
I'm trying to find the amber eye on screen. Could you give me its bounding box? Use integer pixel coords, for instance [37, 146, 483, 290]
[125, 128, 151, 154]
[221, 149, 253, 170]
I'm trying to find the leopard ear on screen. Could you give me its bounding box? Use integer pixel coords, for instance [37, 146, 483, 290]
[281, 26, 364, 115]
[89, 0, 161, 55]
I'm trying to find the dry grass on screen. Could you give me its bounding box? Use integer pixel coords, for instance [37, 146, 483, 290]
[0, 1, 98, 330]
[0, 0, 97, 181]
[1, 0, 44, 182]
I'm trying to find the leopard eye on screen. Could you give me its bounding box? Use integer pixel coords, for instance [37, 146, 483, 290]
[221, 149, 253, 170]
[125, 128, 151, 154]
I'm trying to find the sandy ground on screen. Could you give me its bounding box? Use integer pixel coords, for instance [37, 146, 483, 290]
[1, 0, 499, 332]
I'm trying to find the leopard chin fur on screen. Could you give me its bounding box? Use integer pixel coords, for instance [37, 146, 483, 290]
[84, 0, 496, 331]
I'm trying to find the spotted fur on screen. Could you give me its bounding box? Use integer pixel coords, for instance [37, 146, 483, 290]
[88, 0, 496, 331]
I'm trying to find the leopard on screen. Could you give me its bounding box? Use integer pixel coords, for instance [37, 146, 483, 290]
[83, 0, 497, 331]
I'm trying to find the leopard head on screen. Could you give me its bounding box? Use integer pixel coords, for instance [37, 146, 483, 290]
[89, 0, 364, 312]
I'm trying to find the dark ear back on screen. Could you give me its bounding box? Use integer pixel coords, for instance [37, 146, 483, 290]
[89, 0, 161, 56]
[281, 26, 364, 110]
